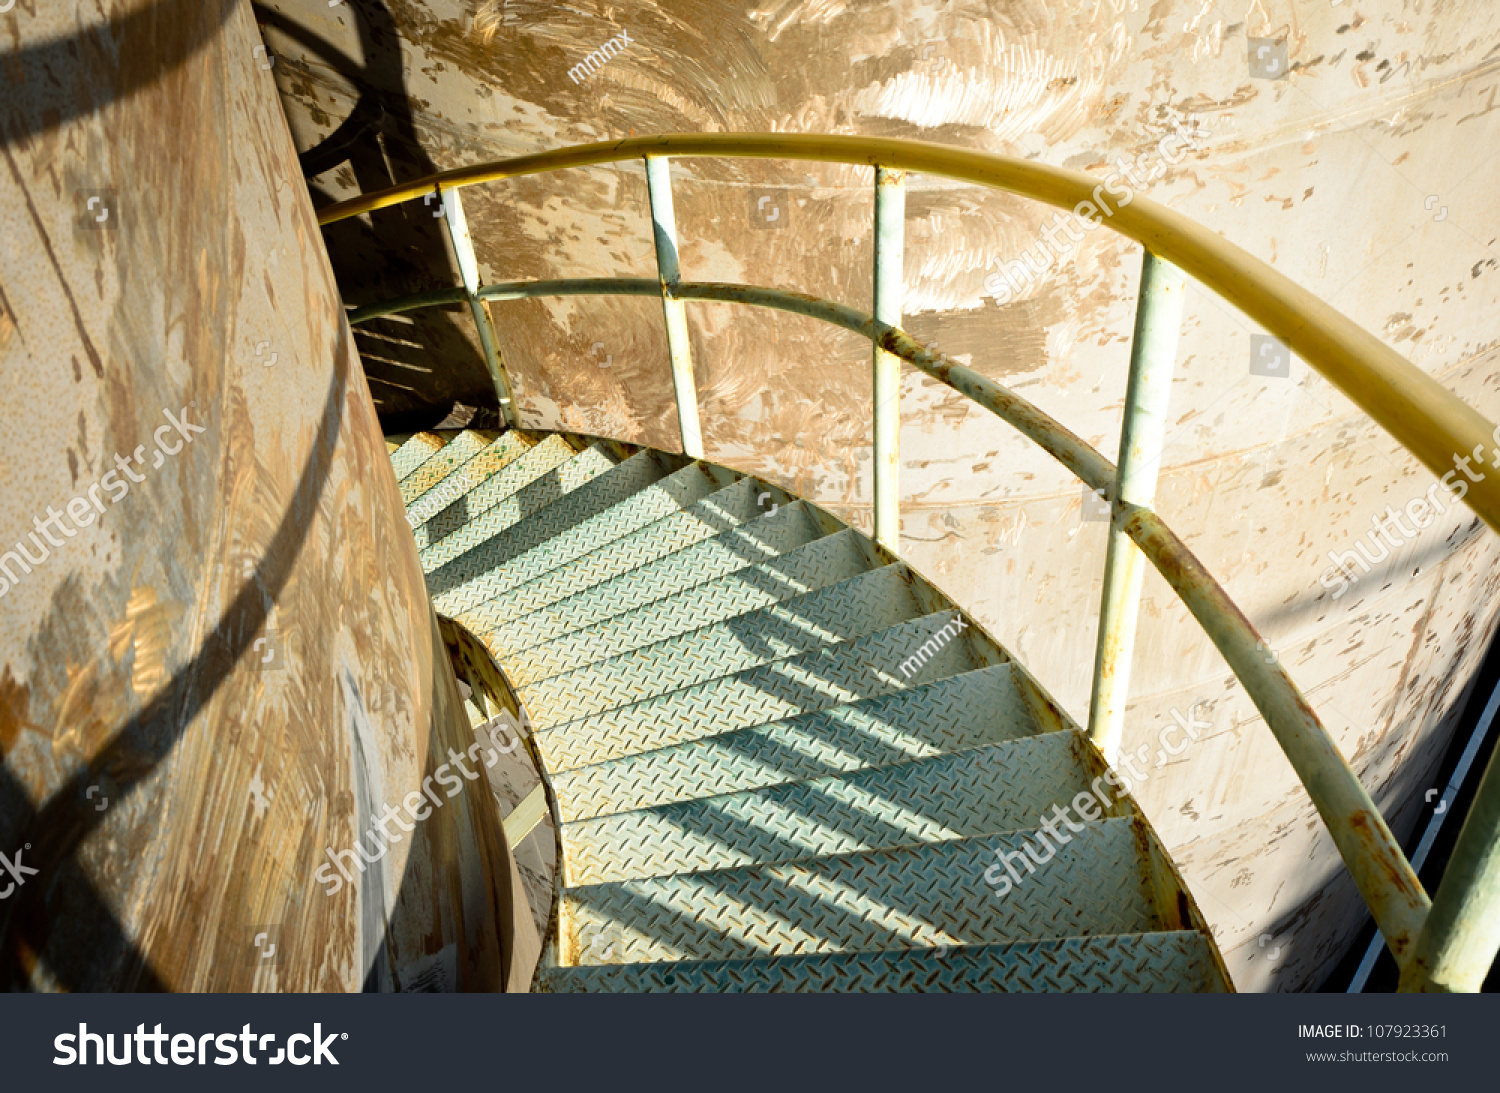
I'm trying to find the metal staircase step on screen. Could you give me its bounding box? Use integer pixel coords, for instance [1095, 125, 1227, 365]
[426, 451, 686, 605]
[551, 663, 1036, 822]
[403, 430, 538, 530]
[537, 931, 1224, 992]
[504, 529, 874, 687]
[398, 429, 499, 505]
[562, 818, 1156, 964]
[416, 440, 620, 563]
[562, 731, 1091, 885]
[431, 459, 738, 616]
[389, 431, 448, 483]
[521, 564, 923, 730]
[470, 487, 820, 652]
[535, 610, 980, 773]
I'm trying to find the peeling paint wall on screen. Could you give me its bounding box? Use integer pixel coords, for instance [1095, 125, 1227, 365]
[264, 0, 1500, 990]
[0, 0, 532, 990]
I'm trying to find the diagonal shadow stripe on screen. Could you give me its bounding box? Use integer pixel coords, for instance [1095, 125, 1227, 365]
[0, 327, 351, 990]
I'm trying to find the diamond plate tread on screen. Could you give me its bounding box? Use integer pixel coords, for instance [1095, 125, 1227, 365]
[431, 461, 741, 618]
[390, 432, 449, 483]
[416, 441, 619, 564]
[468, 488, 820, 652]
[521, 565, 921, 731]
[398, 429, 496, 505]
[537, 931, 1225, 992]
[505, 529, 873, 687]
[426, 451, 685, 606]
[403, 430, 539, 530]
[551, 664, 1037, 822]
[536, 611, 978, 773]
[562, 819, 1155, 964]
[563, 731, 1090, 885]
[412, 435, 596, 555]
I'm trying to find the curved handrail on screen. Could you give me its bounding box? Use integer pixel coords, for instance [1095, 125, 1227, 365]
[347, 274, 1430, 961]
[324, 135, 1500, 990]
[320, 132, 1500, 537]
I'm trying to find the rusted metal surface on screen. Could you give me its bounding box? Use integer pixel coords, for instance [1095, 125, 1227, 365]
[262, 0, 1500, 990]
[0, 0, 529, 991]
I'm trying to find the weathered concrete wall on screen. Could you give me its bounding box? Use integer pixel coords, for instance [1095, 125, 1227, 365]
[262, 0, 1500, 989]
[0, 0, 533, 990]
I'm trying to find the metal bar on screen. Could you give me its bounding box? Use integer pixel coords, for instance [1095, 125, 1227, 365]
[439, 186, 518, 427]
[315, 135, 1500, 549]
[1399, 737, 1500, 991]
[1350, 676, 1500, 991]
[872, 167, 905, 553]
[347, 286, 468, 325]
[1087, 252, 1186, 761]
[644, 156, 703, 459]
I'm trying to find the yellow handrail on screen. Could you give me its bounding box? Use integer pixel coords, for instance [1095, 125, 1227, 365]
[319, 132, 1500, 538]
[323, 134, 1500, 988]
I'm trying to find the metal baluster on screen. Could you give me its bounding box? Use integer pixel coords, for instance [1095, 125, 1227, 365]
[644, 156, 703, 459]
[1087, 250, 1187, 761]
[872, 166, 906, 553]
[439, 186, 518, 427]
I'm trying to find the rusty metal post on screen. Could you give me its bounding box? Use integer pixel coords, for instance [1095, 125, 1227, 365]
[1399, 737, 1500, 991]
[872, 167, 906, 553]
[1087, 251, 1187, 762]
[440, 185, 518, 427]
[644, 156, 704, 459]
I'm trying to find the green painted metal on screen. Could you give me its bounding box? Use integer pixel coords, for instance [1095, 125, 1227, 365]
[520, 565, 924, 730]
[346, 132, 1498, 985]
[563, 820, 1155, 964]
[437, 187, 517, 426]
[535, 610, 980, 773]
[372, 278, 1431, 977]
[644, 156, 703, 459]
[502, 528, 871, 686]
[1087, 252, 1187, 763]
[389, 431, 448, 481]
[872, 167, 905, 553]
[1399, 743, 1500, 991]
[537, 932, 1225, 993]
[548, 663, 1035, 823]
[403, 430, 537, 529]
[323, 133, 1500, 554]
[561, 733, 1087, 885]
[390, 430, 1230, 991]
[469, 486, 816, 646]
[415, 439, 615, 559]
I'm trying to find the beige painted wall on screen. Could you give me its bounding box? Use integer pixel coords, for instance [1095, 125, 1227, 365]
[0, 0, 532, 990]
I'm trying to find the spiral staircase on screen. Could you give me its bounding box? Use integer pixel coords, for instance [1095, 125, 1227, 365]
[388, 425, 1232, 992]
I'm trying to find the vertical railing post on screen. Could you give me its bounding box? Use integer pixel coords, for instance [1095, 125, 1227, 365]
[439, 185, 518, 427]
[644, 155, 703, 459]
[1398, 741, 1500, 991]
[872, 166, 906, 553]
[1087, 250, 1187, 762]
